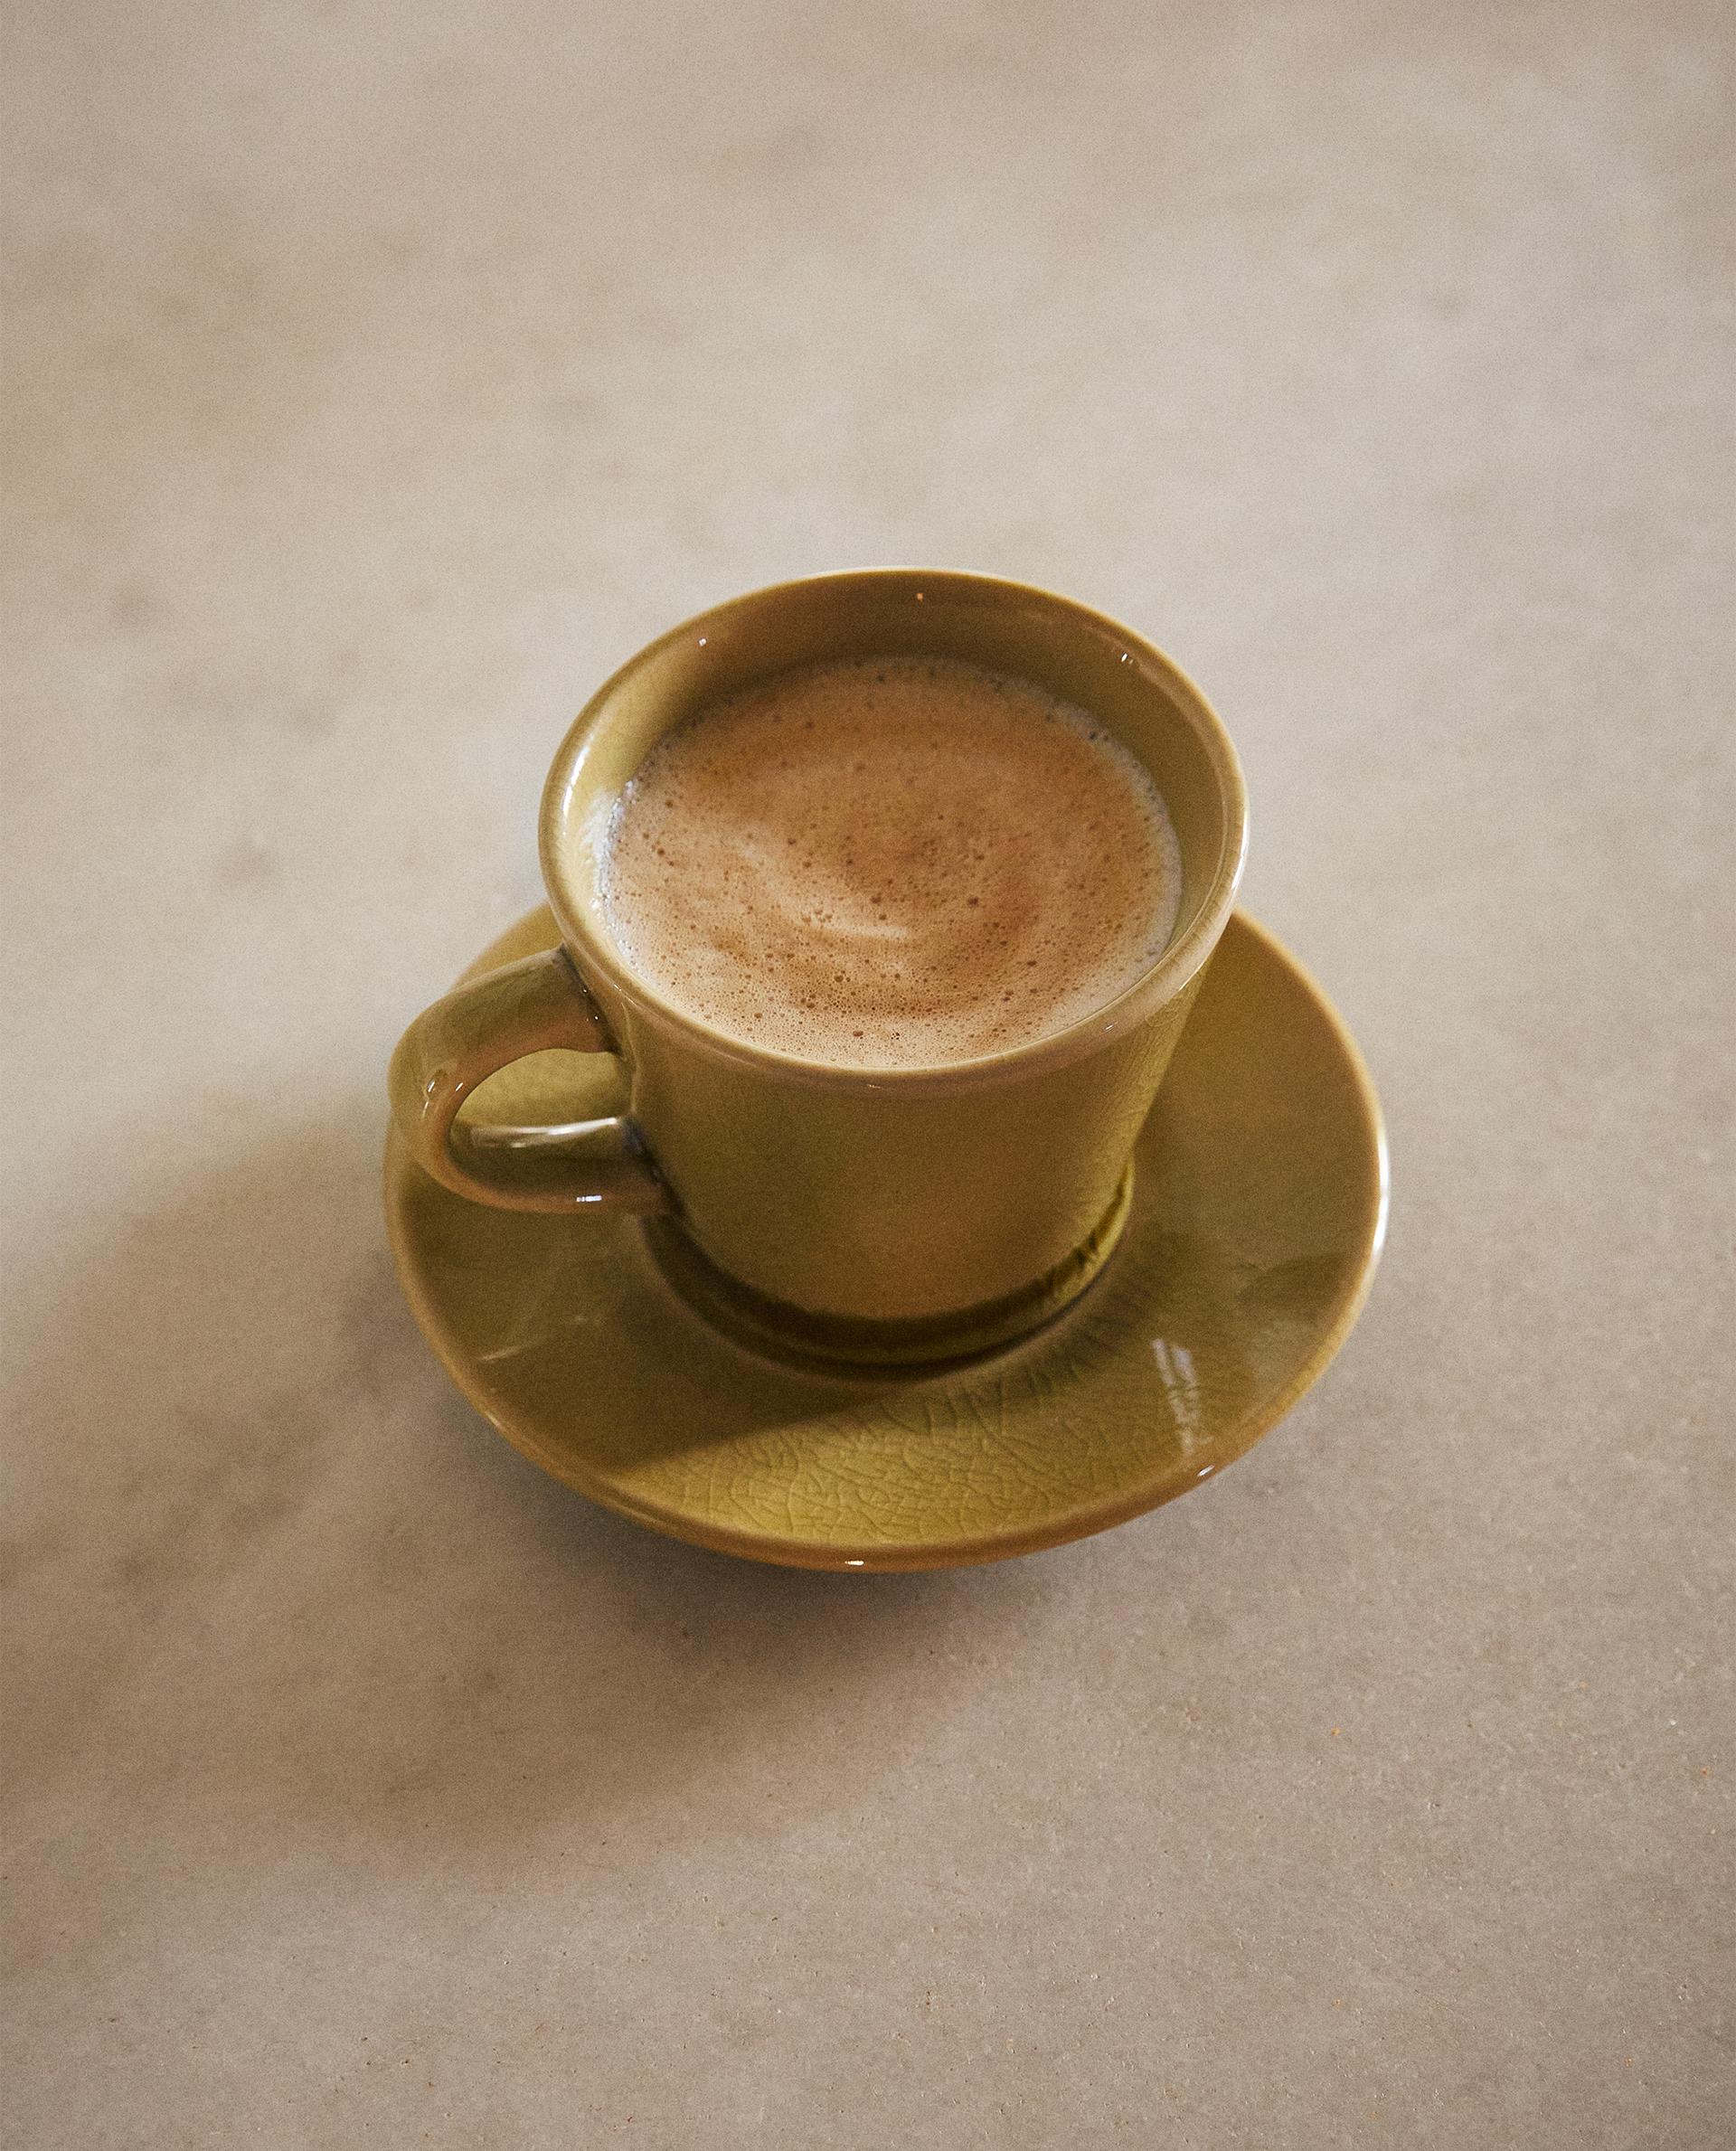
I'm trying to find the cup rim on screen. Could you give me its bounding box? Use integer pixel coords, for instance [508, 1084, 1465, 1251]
[539, 568, 1249, 1091]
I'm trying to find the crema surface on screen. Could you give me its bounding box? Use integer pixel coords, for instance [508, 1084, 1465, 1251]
[600, 656, 1183, 1068]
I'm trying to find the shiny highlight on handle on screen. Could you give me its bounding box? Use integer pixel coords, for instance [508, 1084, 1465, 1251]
[388, 948, 669, 1214]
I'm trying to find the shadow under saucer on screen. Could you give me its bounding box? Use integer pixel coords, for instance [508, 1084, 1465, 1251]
[385, 909, 1388, 1571]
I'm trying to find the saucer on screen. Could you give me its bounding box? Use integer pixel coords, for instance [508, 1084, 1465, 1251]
[385, 909, 1387, 1571]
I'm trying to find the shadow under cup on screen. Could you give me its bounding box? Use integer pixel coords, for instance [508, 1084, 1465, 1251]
[536, 571, 1248, 1367]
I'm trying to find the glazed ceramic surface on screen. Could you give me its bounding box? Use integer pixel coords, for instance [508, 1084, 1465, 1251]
[386, 906, 1387, 1570]
[389, 572, 1246, 1347]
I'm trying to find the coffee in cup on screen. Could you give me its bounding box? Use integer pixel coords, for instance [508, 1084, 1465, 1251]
[599, 654, 1184, 1070]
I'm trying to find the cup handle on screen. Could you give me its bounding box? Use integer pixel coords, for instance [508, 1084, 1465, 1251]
[388, 948, 671, 1214]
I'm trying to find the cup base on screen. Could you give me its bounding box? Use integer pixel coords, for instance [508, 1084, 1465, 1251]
[642, 1167, 1136, 1372]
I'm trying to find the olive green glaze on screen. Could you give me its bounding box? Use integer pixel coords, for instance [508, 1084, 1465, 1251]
[389, 571, 1247, 1355]
[385, 904, 1388, 1571]
[388, 947, 667, 1213]
[639, 1166, 1137, 1369]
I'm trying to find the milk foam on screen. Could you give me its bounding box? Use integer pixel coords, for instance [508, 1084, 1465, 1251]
[599, 656, 1183, 1069]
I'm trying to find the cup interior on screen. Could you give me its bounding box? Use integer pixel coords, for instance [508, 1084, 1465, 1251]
[542, 571, 1246, 1067]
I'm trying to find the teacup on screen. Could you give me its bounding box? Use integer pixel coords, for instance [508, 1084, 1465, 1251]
[389, 571, 1247, 1363]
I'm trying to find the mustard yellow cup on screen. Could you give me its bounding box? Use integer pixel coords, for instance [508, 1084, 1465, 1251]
[389, 571, 1247, 1364]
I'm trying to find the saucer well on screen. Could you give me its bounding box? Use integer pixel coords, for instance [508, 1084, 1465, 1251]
[385, 909, 1388, 1571]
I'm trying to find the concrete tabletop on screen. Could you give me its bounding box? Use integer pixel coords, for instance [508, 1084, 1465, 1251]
[4, 4, 1730, 2144]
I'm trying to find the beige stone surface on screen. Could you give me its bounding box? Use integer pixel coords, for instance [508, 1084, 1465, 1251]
[3, 2, 1731, 2144]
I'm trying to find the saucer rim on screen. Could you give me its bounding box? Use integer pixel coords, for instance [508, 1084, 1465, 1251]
[384, 908, 1389, 1571]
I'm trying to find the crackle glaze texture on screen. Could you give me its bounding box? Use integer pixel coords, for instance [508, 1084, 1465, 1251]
[5, 3, 1731, 2147]
[386, 907, 1384, 1567]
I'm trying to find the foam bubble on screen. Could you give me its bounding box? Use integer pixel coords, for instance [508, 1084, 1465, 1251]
[599, 656, 1183, 1068]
